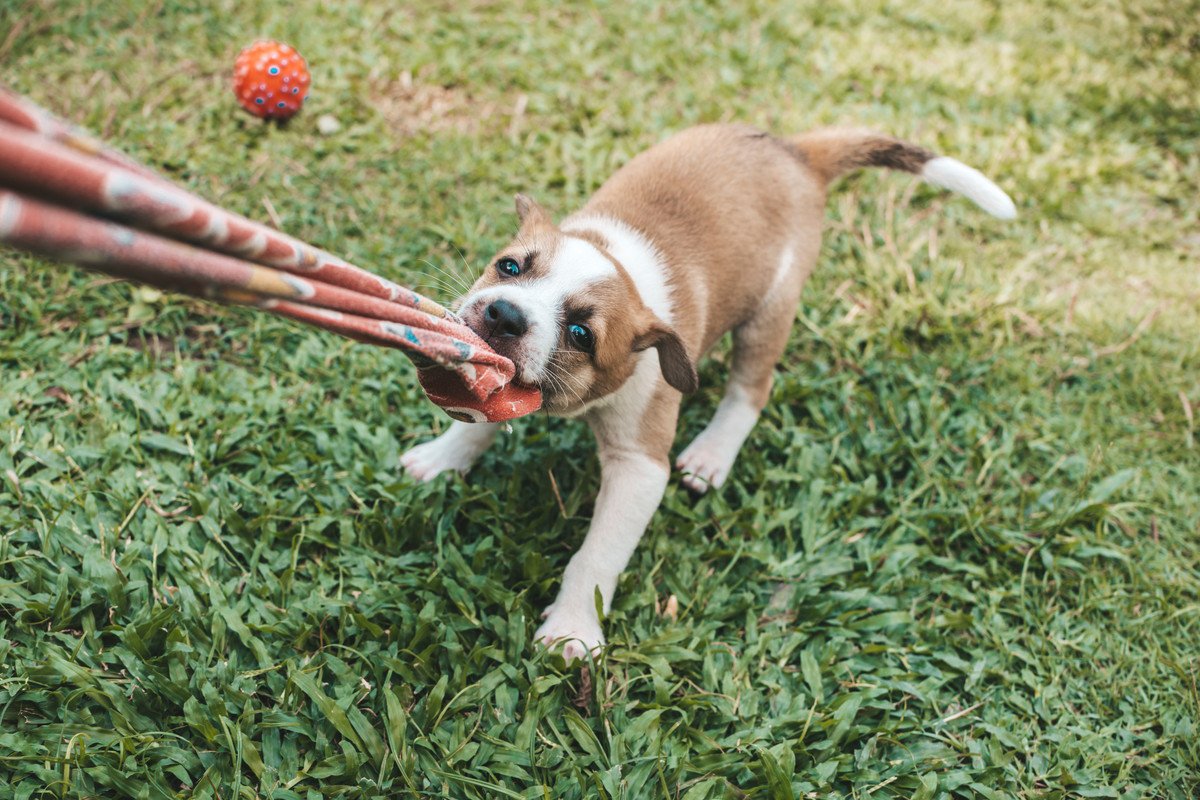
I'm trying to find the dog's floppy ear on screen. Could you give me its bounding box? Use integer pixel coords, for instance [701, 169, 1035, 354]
[514, 194, 554, 231]
[634, 320, 699, 394]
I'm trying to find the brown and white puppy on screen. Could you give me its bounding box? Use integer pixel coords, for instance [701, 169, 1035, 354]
[401, 125, 1015, 661]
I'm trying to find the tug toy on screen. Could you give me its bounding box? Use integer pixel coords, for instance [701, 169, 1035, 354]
[0, 85, 540, 422]
[233, 40, 310, 120]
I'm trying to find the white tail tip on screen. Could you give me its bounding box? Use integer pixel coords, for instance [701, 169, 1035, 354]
[921, 156, 1017, 220]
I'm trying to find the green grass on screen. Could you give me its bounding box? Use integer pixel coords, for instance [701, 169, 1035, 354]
[2, 0, 1198, 797]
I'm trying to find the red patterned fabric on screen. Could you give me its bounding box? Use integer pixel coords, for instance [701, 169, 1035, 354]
[0, 85, 540, 422]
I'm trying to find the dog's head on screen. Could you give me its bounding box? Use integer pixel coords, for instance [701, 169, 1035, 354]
[456, 195, 697, 415]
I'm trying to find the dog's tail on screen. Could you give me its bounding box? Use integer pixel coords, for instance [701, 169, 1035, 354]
[790, 128, 1016, 219]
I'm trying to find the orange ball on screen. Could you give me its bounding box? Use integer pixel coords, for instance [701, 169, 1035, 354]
[233, 40, 310, 120]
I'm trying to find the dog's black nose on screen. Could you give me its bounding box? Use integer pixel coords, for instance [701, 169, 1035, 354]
[483, 299, 528, 338]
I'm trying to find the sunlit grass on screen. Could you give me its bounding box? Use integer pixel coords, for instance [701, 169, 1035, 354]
[1, 0, 1197, 797]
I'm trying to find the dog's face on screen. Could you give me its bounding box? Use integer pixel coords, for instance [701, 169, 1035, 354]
[456, 196, 697, 415]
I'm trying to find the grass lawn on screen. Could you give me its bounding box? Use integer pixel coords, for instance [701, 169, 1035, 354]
[2, 0, 1198, 797]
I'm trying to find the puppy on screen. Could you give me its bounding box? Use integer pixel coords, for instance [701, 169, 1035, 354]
[401, 125, 1015, 661]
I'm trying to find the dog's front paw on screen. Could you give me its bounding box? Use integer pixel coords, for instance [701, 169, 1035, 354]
[676, 434, 737, 494]
[534, 607, 605, 664]
[400, 437, 479, 482]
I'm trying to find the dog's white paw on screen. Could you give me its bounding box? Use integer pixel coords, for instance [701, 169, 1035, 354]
[400, 436, 481, 482]
[675, 432, 738, 494]
[534, 607, 605, 664]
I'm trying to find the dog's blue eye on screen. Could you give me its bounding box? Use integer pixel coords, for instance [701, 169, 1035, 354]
[568, 323, 594, 353]
[496, 258, 521, 277]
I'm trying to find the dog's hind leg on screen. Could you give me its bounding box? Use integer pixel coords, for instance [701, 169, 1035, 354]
[676, 244, 810, 493]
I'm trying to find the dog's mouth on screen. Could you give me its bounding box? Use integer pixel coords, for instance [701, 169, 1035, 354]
[462, 308, 538, 385]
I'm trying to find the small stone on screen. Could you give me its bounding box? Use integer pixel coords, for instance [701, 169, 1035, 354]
[317, 114, 342, 135]
[662, 594, 679, 620]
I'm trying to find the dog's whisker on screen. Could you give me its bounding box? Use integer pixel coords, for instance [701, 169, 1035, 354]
[412, 272, 468, 297]
[414, 282, 469, 304]
[413, 275, 465, 294]
[417, 259, 472, 295]
[446, 241, 477, 287]
[417, 256, 469, 286]
[413, 272, 474, 301]
[544, 359, 585, 406]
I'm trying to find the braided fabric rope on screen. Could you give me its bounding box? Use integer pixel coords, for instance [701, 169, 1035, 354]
[0, 85, 541, 423]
